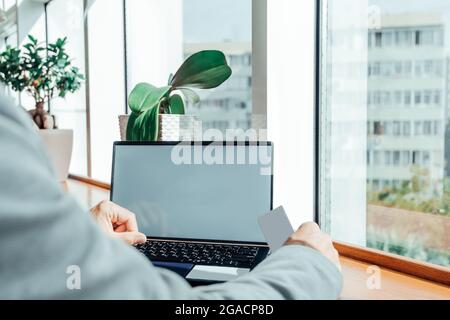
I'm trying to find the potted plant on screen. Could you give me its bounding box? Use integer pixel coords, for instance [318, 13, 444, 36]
[0, 35, 85, 180]
[121, 50, 232, 141]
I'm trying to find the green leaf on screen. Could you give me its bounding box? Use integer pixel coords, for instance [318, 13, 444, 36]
[28, 35, 37, 44]
[168, 94, 185, 114]
[170, 50, 232, 89]
[167, 73, 174, 85]
[128, 82, 171, 113]
[136, 105, 160, 141]
[177, 88, 200, 105]
[126, 112, 138, 141]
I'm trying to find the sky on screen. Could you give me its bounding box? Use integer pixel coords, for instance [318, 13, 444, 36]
[183, 0, 251, 43]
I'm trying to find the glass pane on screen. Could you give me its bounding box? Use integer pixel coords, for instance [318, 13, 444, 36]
[18, 1, 47, 112]
[4, 0, 16, 11]
[320, 0, 450, 267]
[88, 0, 125, 182]
[46, 0, 87, 176]
[126, 0, 252, 134]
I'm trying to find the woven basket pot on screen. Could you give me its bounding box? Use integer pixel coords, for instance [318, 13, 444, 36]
[118, 114, 201, 141]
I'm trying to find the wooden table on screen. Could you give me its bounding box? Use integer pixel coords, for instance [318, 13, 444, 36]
[63, 179, 450, 300]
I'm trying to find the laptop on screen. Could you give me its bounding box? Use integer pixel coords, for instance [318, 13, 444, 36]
[110, 141, 273, 285]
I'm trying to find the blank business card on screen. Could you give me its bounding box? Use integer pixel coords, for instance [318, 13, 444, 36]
[258, 206, 294, 252]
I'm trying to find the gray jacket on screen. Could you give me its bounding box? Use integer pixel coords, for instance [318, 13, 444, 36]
[0, 97, 342, 299]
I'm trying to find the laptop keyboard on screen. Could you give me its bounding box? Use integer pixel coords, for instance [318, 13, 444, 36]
[135, 240, 260, 269]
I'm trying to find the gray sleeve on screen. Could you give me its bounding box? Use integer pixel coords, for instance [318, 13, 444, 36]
[0, 98, 342, 300]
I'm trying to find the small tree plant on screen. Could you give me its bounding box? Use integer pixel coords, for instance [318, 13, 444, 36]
[0, 35, 85, 129]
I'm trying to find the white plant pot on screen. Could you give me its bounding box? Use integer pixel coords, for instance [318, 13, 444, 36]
[39, 129, 73, 181]
[119, 114, 201, 141]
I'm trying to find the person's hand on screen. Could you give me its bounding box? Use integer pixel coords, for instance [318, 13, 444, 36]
[285, 222, 341, 271]
[90, 200, 147, 245]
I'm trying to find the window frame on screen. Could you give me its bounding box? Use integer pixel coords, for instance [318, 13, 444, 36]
[315, 0, 450, 284]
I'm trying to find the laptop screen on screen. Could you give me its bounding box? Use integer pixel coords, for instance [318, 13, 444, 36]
[111, 143, 272, 243]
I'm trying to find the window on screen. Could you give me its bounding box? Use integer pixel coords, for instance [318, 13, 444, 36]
[18, 0, 257, 183]
[393, 121, 401, 136]
[46, 0, 88, 176]
[423, 90, 432, 105]
[87, 0, 126, 181]
[126, 0, 253, 135]
[319, 0, 450, 268]
[423, 121, 432, 135]
[394, 90, 402, 105]
[384, 151, 392, 166]
[375, 31, 382, 47]
[434, 90, 441, 105]
[402, 151, 410, 166]
[404, 90, 411, 106]
[414, 121, 423, 135]
[374, 150, 381, 165]
[393, 151, 401, 166]
[414, 91, 422, 105]
[402, 121, 411, 136]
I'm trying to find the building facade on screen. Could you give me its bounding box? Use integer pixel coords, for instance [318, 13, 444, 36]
[367, 13, 446, 196]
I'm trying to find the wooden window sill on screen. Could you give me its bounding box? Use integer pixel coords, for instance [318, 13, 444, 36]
[64, 175, 450, 300]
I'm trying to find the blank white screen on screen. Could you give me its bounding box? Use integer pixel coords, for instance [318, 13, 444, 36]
[111, 144, 272, 242]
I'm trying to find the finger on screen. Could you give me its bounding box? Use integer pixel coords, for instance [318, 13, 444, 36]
[297, 221, 320, 234]
[111, 204, 139, 232]
[114, 231, 147, 245]
[114, 224, 127, 233]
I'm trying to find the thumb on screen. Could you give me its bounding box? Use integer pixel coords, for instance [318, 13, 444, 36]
[114, 232, 147, 245]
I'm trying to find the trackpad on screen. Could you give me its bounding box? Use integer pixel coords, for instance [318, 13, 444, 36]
[186, 265, 250, 282]
[152, 262, 194, 277]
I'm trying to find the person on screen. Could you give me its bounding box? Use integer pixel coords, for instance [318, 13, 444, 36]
[0, 95, 342, 299]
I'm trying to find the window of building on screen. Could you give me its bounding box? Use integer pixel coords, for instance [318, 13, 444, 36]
[414, 121, 423, 135]
[423, 121, 432, 135]
[382, 31, 392, 46]
[423, 90, 432, 105]
[393, 121, 401, 136]
[384, 150, 392, 166]
[375, 31, 382, 47]
[374, 150, 381, 165]
[393, 90, 402, 105]
[423, 151, 431, 166]
[434, 90, 441, 105]
[395, 30, 412, 46]
[402, 151, 410, 166]
[403, 121, 411, 136]
[384, 121, 393, 135]
[434, 121, 441, 135]
[414, 91, 422, 105]
[412, 150, 421, 165]
[404, 90, 411, 106]
[393, 151, 401, 166]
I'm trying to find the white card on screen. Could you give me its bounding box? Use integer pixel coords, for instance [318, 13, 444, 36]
[258, 206, 294, 252]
